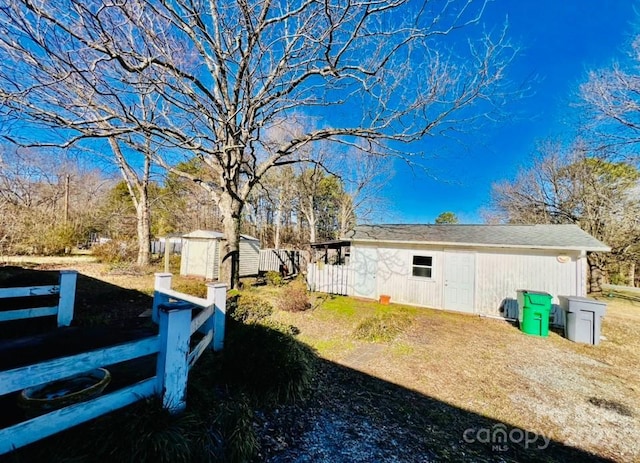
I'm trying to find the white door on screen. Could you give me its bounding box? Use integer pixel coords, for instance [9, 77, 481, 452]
[189, 239, 210, 277]
[353, 246, 378, 299]
[444, 251, 475, 313]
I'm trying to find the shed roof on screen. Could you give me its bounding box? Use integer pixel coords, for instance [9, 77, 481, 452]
[182, 230, 259, 241]
[345, 224, 610, 252]
[183, 230, 224, 239]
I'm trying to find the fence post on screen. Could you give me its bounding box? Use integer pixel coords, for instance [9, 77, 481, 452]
[207, 283, 227, 351]
[153, 273, 172, 323]
[57, 270, 77, 327]
[156, 301, 192, 413]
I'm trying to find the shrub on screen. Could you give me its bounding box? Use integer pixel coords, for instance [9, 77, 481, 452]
[278, 279, 311, 312]
[223, 322, 315, 404]
[16, 398, 222, 463]
[609, 273, 627, 286]
[228, 293, 274, 323]
[265, 270, 283, 286]
[262, 319, 301, 336]
[171, 278, 208, 299]
[353, 312, 412, 342]
[92, 240, 137, 263]
[16, 353, 262, 463]
[40, 223, 79, 255]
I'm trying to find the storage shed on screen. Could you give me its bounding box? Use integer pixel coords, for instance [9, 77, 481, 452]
[180, 230, 260, 279]
[309, 224, 610, 317]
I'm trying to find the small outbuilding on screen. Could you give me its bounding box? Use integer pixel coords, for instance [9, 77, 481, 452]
[180, 230, 260, 280]
[308, 224, 610, 318]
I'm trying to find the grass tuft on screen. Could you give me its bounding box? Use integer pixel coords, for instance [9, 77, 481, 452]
[353, 312, 412, 342]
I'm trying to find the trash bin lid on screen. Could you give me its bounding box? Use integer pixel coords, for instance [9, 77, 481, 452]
[518, 290, 552, 306]
[558, 295, 607, 315]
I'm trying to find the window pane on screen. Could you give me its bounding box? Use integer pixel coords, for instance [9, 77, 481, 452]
[413, 256, 432, 267]
[412, 267, 432, 278]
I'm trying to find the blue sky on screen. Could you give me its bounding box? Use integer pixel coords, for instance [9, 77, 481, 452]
[384, 0, 637, 224]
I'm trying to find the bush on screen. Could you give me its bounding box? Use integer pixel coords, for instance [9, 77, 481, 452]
[92, 240, 137, 264]
[171, 278, 208, 299]
[223, 322, 315, 404]
[262, 319, 301, 336]
[353, 312, 412, 342]
[228, 293, 274, 323]
[609, 273, 627, 286]
[15, 398, 223, 463]
[278, 279, 311, 312]
[16, 352, 261, 463]
[40, 223, 79, 255]
[265, 270, 283, 286]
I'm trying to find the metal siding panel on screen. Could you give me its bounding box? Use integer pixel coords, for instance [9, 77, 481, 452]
[212, 240, 220, 280]
[239, 240, 260, 277]
[475, 248, 579, 316]
[206, 240, 217, 280]
[376, 245, 443, 308]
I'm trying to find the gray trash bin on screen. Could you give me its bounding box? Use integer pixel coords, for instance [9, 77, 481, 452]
[558, 296, 607, 345]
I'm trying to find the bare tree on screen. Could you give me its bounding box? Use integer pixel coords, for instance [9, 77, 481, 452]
[0, 0, 516, 286]
[0, 6, 169, 265]
[333, 151, 393, 237]
[489, 141, 640, 291]
[0, 145, 109, 254]
[580, 34, 640, 163]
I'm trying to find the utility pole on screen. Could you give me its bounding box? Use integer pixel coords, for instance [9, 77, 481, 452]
[64, 174, 70, 224]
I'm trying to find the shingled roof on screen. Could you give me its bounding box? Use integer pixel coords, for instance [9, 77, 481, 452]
[345, 224, 610, 252]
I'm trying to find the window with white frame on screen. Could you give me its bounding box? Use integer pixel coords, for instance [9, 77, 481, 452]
[412, 255, 433, 278]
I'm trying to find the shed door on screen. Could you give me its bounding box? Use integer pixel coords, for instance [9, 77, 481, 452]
[353, 246, 377, 299]
[189, 239, 209, 277]
[444, 251, 475, 313]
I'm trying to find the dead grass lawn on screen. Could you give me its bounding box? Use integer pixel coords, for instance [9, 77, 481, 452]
[5, 262, 637, 461]
[273, 293, 640, 462]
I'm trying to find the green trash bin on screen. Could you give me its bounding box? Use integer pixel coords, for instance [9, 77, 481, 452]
[517, 290, 552, 337]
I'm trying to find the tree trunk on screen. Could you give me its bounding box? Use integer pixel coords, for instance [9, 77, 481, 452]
[308, 215, 317, 243]
[219, 193, 243, 289]
[587, 253, 604, 293]
[135, 194, 151, 266]
[274, 190, 283, 249]
[629, 262, 636, 287]
[303, 194, 317, 244]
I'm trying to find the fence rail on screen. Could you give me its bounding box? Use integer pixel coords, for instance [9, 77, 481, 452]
[0, 270, 77, 326]
[0, 273, 226, 455]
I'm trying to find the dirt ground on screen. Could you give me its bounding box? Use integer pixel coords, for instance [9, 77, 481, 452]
[2, 261, 638, 462]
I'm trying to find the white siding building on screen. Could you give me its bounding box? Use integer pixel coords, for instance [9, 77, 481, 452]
[308, 224, 610, 318]
[180, 230, 260, 279]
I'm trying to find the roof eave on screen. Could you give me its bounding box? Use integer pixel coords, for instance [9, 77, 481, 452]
[350, 238, 610, 253]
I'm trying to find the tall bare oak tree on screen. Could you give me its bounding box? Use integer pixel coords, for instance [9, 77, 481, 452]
[0, 0, 515, 286]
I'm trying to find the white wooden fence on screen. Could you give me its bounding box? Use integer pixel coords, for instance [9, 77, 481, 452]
[306, 263, 352, 296]
[0, 270, 77, 326]
[259, 249, 303, 274]
[150, 240, 183, 255]
[0, 272, 226, 455]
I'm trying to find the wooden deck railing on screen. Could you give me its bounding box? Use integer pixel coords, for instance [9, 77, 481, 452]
[0, 272, 226, 455]
[0, 270, 77, 326]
